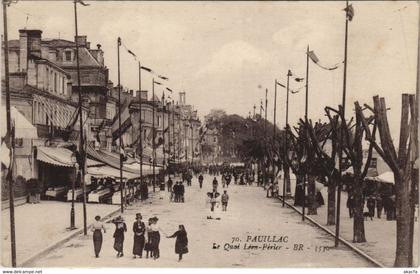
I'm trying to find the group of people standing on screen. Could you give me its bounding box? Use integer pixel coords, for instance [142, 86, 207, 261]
[169, 179, 185, 203]
[347, 193, 395, 220]
[91, 214, 189, 262]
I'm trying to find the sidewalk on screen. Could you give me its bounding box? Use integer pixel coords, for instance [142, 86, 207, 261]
[276, 174, 419, 267]
[1, 200, 119, 266]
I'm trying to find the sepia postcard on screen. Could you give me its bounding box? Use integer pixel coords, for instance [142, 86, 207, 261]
[0, 0, 419, 272]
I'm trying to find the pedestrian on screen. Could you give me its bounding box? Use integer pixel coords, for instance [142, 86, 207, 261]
[132, 213, 146, 259]
[212, 177, 218, 191]
[222, 174, 226, 188]
[347, 194, 355, 218]
[180, 181, 185, 202]
[366, 195, 376, 219]
[266, 182, 273, 198]
[145, 218, 154, 259]
[226, 173, 231, 188]
[91, 215, 106, 258]
[221, 190, 229, 211]
[167, 225, 188, 262]
[376, 194, 383, 219]
[208, 190, 219, 212]
[167, 177, 173, 193]
[112, 216, 127, 257]
[198, 174, 204, 189]
[148, 217, 162, 259]
[272, 183, 279, 198]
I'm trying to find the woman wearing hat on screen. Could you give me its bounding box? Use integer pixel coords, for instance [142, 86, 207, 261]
[167, 225, 188, 262]
[112, 216, 127, 257]
[91, 215, 106, 258]
[148, 217, 162, 259]
[132, 213, 146, 258]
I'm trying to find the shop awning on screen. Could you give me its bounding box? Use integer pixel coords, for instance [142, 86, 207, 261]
[87, 165, 138, 180]
[1, 106, 38, 139]
[36, 146, 74, 167]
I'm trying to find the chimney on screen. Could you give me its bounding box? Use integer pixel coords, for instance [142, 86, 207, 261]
[140, 90, 148, 101]
[19, 29, 42, 71]
[179, 92, 186, 105]
[75, 35, 87, 47]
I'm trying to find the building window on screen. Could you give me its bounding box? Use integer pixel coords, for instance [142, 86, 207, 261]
[15, 138, 23, 148]
[54, 73, 57, 93]
[65, 50, 72, 62]
[214, 137, 217, 143]
[46, 67, 49, 91]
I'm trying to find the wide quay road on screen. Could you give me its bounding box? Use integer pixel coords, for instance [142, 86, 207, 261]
[32, 174, 372, 267]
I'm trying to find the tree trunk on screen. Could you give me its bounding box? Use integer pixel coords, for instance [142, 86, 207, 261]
[294, 174, 304, 206]
[284, 165, 291, 196]
[394, 173, 413, 267]
[307, 175, 317, 215]
[327, 176, 336, 225]
[352, 174, 366, 243]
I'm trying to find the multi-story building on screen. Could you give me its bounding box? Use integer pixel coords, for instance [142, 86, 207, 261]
[2, 29, 89, 202]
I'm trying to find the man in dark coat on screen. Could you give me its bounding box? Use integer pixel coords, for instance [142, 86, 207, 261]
[180, 182, 185, 202]
[198, 174, 204, 189]
[167, 177, 173, 193]
[366, 195, 376, 218]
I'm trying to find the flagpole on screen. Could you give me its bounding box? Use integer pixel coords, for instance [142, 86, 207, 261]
[152, 78, 156, 192]
[3, 1, 17, 267]
[162, 93, 166, 177]
[138, 62, 143, 189]
[74, 0, 87, 234]
[283, 70, 292, 207]
[336, 0, 349, 247]
[172, 100, 175, 165]
[264, 88, 268, 187]
[302, 45, 310, 222]
[273, 81, 277, 156]
[117, 37, 124, 212]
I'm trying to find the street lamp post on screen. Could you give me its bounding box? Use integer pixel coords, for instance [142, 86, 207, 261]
[69, 153, 78, 230]
[152, 78, 162, 192]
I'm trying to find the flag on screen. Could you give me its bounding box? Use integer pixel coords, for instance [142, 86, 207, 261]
[308, 50, 319, 63]
[308, 50, 340, 71]
[295, 77, 304, 82]
[260, 101, 264, 111]
[127, 49, 136, 58]
[154, 81, 162, 86]
[158, 75, 168, 81]
[141, 66, 152, 73]
[276, 81, 286, 88]
[166, 87, 173, 93]
[344, 4, 354, 21]
[76, 0, 90, 6]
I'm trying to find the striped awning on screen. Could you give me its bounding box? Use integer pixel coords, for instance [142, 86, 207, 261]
[36, 146, 74, 167]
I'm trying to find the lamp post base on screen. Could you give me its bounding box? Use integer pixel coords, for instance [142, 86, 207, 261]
[68, 207, 76, 230]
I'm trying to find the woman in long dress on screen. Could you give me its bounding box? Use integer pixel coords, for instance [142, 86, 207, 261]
[112, 216, 127, 257]
[148, 217, 162, 259]
[91, 215, 106, 258]
[167, 225, 188, 262]
[132, 213, 145, 258]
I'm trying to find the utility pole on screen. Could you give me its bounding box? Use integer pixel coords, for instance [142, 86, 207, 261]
[3, 1, 16, 267]
[74, 0, 87, 233]
[336, 0, 350, 247]
[117, 37, 124, 212]
[172, 100, 175, 165]
[191, 120, 194, 163]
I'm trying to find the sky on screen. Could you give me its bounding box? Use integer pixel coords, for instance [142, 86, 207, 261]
[5, 1, 419, 137]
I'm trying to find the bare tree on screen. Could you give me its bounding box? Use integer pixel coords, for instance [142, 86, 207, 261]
[358, 94, 418, 267]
